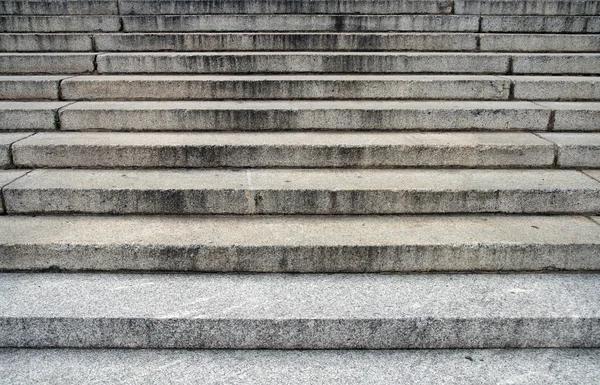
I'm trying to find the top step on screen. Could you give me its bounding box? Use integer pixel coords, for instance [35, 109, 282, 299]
[1, 0, 599, 15]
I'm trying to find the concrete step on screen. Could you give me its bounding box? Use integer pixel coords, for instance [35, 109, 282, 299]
[0, 16, 121, 32]
[11, 132, 557, 168]
[2, 348, 599, 384]
[56, 100, 553, 131]
[480, 33, 600, 52]
[3, 169, 600, 214]
[508, 76, 600, 101]
[93, 52, 600, 75]
[0, 33, 93, 52]
[0, 53, 95, 74]
[455, 0, 600, 15]
[0, 0, 118, 15]
[1, 272, 599, 348]
[0, 76, 68, 100]
[59, 75, 512, 100]
[0, 102, 69, 130]
[482, 16, 600, 33]
[1, 214, 599, 272]
[93, 32, 479, 52]
[0, 170, 28, 212]
[122, 15, 480, 32]
[0, 133, 31, 167]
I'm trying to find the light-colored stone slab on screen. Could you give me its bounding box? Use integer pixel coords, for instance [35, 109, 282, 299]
[583, 170, 600, 183]
[58, 101, 550, 131]
[97, 52, 509, 74]
[0, 170, 29, 213]
[0, 1, 118, 15]
[120, 0, 453, 15]
[456, 1, 600, 15]
[122, 15, 480, 32]
[511, 76, 600, 101]
[0, 16, 121, 32]
[480, 34, 600, 52]
[94, 32, 478, 52]
[512, 54, 600, 75]
[535, 102, 600, 131]
[0, 33, 93, 52]
[1, 348, 600, 385]
[538, 133, 600, 167]
[1, 214, 599, 272]
[0, 76, 67, 100]
[0, 133, 31, 168]
[0, 102, 70, 130]
[0, 272, 598, 348]
[0, 53, 95, 74]
[12, 132, 554, 168]
[4, 169, 600, 214]
[60, 75, 511, 100]
[481, 16, 600, 33]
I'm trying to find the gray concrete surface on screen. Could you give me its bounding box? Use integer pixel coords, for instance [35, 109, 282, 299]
[0, 76, 66, 100]
[0, 33, 93, 52]
[1, 214, 599, 272]
[539, 133, 600, 167]
[512, 53, 600, 75]
[0, 272, 598, 348]
[511, 76, 600, 101]
[0, 102, 70, 130]
[0, 16, 121, 32]
[0, 170, 29, 213]
[0, 53, 95, 74]
[12, 131, 555, 168]
[4, 169, 600, 214]
[0, 132, 31, 167]
[0, 0, 118, 15]
[480, 33, 600, 52]
[536, 102, 600, 131]
[481, 16, 600, 33]
[456, 0, 600, 15]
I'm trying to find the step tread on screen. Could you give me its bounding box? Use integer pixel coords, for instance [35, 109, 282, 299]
[1, 214, 599, 272]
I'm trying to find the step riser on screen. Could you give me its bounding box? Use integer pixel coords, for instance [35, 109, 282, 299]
[0, 0, 118, 15]
[0, 54, 94, 75]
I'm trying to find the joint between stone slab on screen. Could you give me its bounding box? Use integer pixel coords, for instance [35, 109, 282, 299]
[56, 101, 77, 131]
[531, 132, 559, 168]
[507, 56, 513, 75]
[581, 170, 600, 184]
[6, 132, 36, 170]
[90, 33, 98, 53]
[588, 216, 600, 227]
[56, 75, 78, 102]
[475, 34, 481, 51]
[0, 169, 32, 214]
[477, 16, 482, 33]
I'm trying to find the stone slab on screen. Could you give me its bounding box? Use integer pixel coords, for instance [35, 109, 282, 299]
[0, 16, 121, 32]
[456, 1, 600, 15]
[97, 52, 509, 74]
[1, 214, 599, 272]
[480, 34, 600, 52]
[4, 169, 600, 214]
[94, 32, 478, 52]
[535, 102, 600, 131]
[0, 1, 118, 15]
[0, 272, 598, 348]
[1, 348, 599, 384]
[512, 54, 600, 75]
[0, 101, 69, 130]
[122, 15, 480, 32]
[12, 132, 555, 168]
[538, 133, 600, 167]
[58, 101, 550, 131]
[583, 170, 600, 183]
[0, 33, 93, 52]
[0, 170, 29, 213]
[481, 16, 600, 33]
[120, 0, 454, 15]
[0, 53, 95, 74]
[0, 76, 67, 100]
[511, 76, 600, 101]
[0, 133, 31, 167]
[60, 75, 511, 101]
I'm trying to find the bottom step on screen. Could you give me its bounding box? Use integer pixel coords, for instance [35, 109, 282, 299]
[1, 348, 598, 384]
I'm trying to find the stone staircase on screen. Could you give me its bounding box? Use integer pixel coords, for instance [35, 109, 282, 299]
[1, 0, 599, 383]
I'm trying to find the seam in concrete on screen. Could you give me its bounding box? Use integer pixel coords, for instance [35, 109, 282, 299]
[0, 169, 32, 213]
[90, 33, 97, 53]
[56, 75, 78, 101]
[582, 170, 600, 184]
[506, 56, 513, 75]
[477, 16, 482, 33]
[532, 132, 559, 167]
[6, 132, 36, 169]
[588, 216, 600, 227]
[55, 101, 77, 130]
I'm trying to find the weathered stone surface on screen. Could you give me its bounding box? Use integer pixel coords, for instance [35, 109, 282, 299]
[0, 1, 118, 15]
[4, 169, 600, 214]
[0, 33, 93, 52]
[0, 102, 69, 130]
[0, 272, 598, 348]
[511, 76, 600, 101]
[0, 170, 29, 213]
[120, 0, 454, 15]
[12, 132, 555, 168]
[96, 52, 509, 74]
[2, 348, 600, 385]
[0, 53, 95, 74]
[122, 15, 480, 32]
[94, 32, 478, 52]
[0, 133, 31, 167]
[539, 133, 600, 167]
[480, 34, 600, 52]
[58, 101, 550, 131]
[1, 215, 599, 272]
[456, 1, 600, 15]
[512, 54, 600, 75]
[0, 16, 121, 32]
[481, 16, 600, 33]
[60, 75, 511, 100]
[536, 102, 600, 131]
[0, 77, 66, 100]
